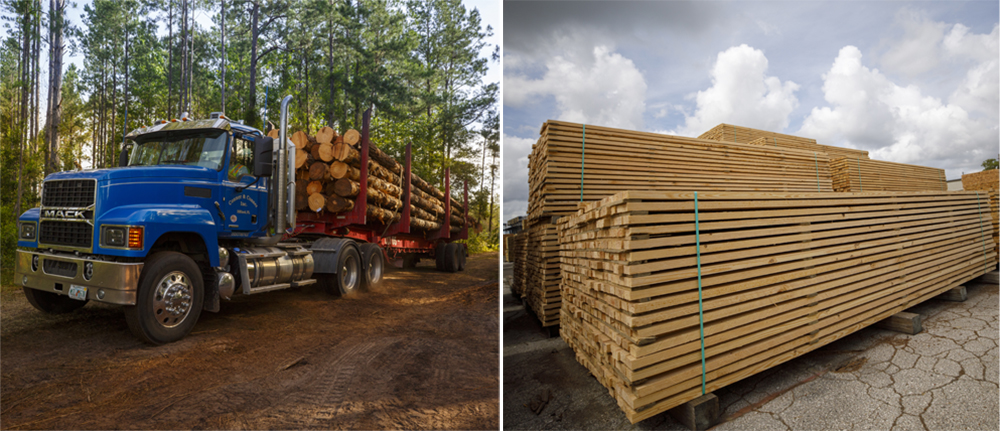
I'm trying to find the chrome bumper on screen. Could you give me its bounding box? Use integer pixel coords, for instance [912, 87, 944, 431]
[15, 250, 143, 306]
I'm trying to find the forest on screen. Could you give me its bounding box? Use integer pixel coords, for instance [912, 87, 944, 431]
[0, 0, 500, 271]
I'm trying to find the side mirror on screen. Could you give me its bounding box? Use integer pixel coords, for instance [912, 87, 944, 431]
[119, 145, 132, 167]
[253, 136, 274, 177]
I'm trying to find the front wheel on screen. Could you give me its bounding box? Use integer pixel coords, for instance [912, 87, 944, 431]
[23, 287, 88, 314]
[124, 252, 204, 345]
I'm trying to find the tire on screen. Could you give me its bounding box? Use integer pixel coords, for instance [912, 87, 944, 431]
[359, 243, 385, 289]
[443, 243, 460, 273]
[457, 244, 467, 271]
[23, 287, 88, 314]
[124, 252, 204, 345]
[435, 243, 447, 271]
[334, 245, 362, 296]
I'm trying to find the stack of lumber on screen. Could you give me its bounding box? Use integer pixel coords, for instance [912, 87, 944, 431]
[520, 120, 837, 328]
[830, 157, 946, 192]
[558, 190, 997, 423]
[522, 220, 561, 326]
[962, 169, 999, 260]
[511, 232, 529, 299]
[700, 123, 869, 160]
[281, 126, 465, 232]
[528, 120, 836, 221]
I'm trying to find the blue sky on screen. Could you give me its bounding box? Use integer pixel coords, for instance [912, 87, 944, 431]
[502, 0, 1000, 222]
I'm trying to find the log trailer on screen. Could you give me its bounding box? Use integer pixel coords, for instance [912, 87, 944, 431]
[14, 95, 469, 344]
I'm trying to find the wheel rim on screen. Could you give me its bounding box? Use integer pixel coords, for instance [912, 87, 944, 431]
[341, 254, 359, 292]
[368, 253, 383, 284]
[153, 271, 193, 328]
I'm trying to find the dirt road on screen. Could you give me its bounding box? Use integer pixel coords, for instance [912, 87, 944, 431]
[1, 252, 500, 430]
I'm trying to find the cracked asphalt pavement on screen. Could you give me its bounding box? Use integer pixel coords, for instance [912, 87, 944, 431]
[503, 263, 999, 430]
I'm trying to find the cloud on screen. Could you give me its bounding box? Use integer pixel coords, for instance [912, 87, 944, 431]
[501, 134, 536, 220]
[505, 46, 648, 130]
[798, 43, 998, 178]
[677, 44, 800, 136]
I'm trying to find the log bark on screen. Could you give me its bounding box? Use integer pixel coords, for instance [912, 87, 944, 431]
[334, 178, 360, 197]
[318, 143, 335, 162]
[368, 159, 400, 184]
[343, 128, 360, 146]
[368, 187, 403, 211]
[306, 180, 324, 195]
[308, 193, 326, 212]
[329, 161, 360, 181]
[410, 216, 440, 231]
[411, 172, 444, 201]
[309, 162, 328, 181]
[410, 192, 444, 219]
[410, 204, 436, 221]
[450, 212, 465, 226]
[325, 194, 354, 213]
[367, 205, 400, 224]
[316, 126, 337, 145]
[369, 143, 401, 175]
[368, 175, 402, 198]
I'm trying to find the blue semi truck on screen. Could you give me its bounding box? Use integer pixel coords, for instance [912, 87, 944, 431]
[14, 96, 468, 344]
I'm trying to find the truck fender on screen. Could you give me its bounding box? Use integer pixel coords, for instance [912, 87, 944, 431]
[311, 237, 358, 274]
[99, 205, 221, 267]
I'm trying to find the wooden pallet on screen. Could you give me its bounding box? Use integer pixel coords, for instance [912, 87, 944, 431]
[557, 190, 997, 423]
[699, 123, 869, 160]
[830, 157, 946, 192]
[961, 170, 999, 260]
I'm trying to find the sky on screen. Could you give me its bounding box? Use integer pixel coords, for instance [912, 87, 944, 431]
[501, 0, 1000, 223]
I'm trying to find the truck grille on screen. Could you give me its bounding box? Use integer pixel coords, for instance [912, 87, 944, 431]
[42, 180, 96, 208]
[39, 221, 93, 249]
[43, 259, 77, 278]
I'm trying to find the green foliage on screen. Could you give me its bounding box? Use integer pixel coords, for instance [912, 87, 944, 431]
[983, 156, 998, 171]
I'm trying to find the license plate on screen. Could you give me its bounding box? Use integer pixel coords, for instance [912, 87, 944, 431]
[68, 285, 88, 301]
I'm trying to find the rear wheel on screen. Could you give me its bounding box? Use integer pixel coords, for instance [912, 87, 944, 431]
[334, 245, 362, 296]
[443, 243, 460, 273]
[435, 243, 447, 271]
[23, 287, 88, 314]
[124, 252, 204, 345]
[458, 244, 467, 271]
[359, 244, 385, 289]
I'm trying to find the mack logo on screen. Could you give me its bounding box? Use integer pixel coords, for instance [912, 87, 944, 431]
[43, 209, 87, 219]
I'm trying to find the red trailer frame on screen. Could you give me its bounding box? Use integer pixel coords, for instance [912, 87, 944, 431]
[291, 110, 469, 263]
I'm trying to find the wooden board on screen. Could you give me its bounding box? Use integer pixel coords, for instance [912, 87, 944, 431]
[556, 190, 997, 424]
[961, 171, 998, 260]
[700, 123, 869, 160]
[830, 157, 946, 192]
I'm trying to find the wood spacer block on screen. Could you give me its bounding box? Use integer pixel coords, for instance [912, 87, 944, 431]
[876, 312, 922, 335]
[668, 392, 719, 431]
[937, 286, 967, 302]
[976, 270, 999, 285]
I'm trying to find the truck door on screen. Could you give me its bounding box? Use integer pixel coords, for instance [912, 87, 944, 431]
[221, 134, 267, 238]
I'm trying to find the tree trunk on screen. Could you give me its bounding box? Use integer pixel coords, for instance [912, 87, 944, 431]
[220, 0, 226, 113]
[325, 194, 354, 213]
[46, 0, 65, 175]
[167, 0, 173, 116]
[308, 161, 328, 181]
[367, 205, 400, 224]
[410, 216, 440, 231]
[246, 0, 260, 126]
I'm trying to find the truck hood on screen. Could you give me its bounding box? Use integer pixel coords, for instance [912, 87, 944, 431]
[45, 166, 220, 183]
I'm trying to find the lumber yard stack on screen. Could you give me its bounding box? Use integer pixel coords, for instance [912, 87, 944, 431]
[830, 157, 946, 192]
[961, 169, 999, 260]
[557, 190, 997, 423]
[282, 126, 466, 233]
[520, 120, 837, 328]
[510, 232, 528, 299]
[700, 123, 870, 160]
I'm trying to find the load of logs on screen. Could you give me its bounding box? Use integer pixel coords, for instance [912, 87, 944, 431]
[279, 126, 466, 233]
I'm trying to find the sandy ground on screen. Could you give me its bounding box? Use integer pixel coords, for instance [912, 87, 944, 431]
[503, 263, 998, 430]
[1, 252, 501, 430]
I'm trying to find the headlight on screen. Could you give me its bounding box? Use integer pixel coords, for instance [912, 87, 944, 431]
[18, 222, 36, 240]
[101, 226, 126, 247]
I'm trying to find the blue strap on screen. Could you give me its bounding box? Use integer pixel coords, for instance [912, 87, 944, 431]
[581, 124, 585, 202]
[695, 191, 705, 394]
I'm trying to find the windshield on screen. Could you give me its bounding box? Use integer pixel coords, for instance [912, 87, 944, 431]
[128, 130, 228, 170]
